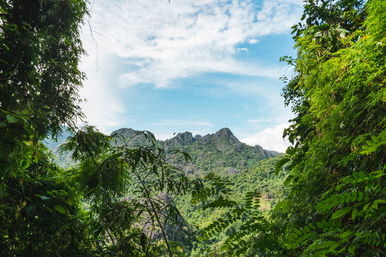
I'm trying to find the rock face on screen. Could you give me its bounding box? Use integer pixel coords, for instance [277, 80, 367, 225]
[111, 127, 280, 175]
[214, 128, 239, 143]
[111, 128, 138, 138]
[167, 132, 194, 146]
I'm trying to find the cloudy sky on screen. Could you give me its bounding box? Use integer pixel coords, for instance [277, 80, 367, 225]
[79, 0, 303, 152]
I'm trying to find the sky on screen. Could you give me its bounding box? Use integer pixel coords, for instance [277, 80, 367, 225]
[79, 0, 303, 152]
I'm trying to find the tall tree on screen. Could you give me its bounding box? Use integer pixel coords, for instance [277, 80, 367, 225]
[0, 1, 89, 256]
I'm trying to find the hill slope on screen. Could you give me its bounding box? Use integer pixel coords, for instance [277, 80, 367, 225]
[48, 128, 279, 174]
[111, 127, 279, 174]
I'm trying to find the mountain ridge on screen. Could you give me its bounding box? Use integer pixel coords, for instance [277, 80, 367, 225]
[111, 127, 279, 174]
[113, 127, 278, 153]
[48, 127, 280, 174]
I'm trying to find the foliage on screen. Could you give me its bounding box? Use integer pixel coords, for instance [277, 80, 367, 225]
[60, 126, 196, 256]
[48, 127, 278, 173]
[187, 1, 385, 256]
[273, 0, 386, 256]
[109, 128, 278, 175]
[180, 157, 286, 256]
[2, 0, 384, 256]
[0, 0, 87, 138]
[286, 169, 385, 256]
[0, 111, 90, 256]
[1, 1, 194, 256]
[0, 0, 90, 256]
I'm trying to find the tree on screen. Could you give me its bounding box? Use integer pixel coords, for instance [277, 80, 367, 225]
[59, 127, 195, 256]
[0, 0, 87, 138]
[0, 1, 90, 256]
[276, 0, 386, 255]
[0, 1, 197, 256]
[193, 1, 385, 256]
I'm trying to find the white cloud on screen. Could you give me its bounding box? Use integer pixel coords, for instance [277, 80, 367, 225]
[82, 0, 302, 88]
[241, 123, 291, 152]
[79, 0, 302, 131]
[78, 58, 126, 133]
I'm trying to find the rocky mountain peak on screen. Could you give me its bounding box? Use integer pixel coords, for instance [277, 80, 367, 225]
[111, 128, 154, 146]
[48, 127, 280, 172]
[170, 131, 194, 145]
[213, 128, 239, 143]
[111, 128, 137, 137]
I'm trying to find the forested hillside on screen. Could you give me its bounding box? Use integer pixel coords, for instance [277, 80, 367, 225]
[1, 0, 384, 256]
[46, 127, 285, 255]
[49, 127, 278, 173]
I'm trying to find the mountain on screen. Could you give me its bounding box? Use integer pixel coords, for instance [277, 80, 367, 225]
[45, 127, 284, 252]
[111, 127, 279, 175]
[47, 127, 279, 174]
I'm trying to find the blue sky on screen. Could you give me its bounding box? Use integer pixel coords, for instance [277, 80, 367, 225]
[79, 0, 303, 152]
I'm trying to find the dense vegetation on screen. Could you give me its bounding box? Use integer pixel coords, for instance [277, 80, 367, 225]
[195, 0, 385, 256]
[1, 0, 385, 256]
[1, 0, 88, 255]
[277, 0, 385, 255]
[46, 127, 284, 255]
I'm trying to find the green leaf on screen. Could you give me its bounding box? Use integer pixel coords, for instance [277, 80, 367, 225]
[314, 240, 339, 250]
[340, 231, 353, 240]
[36, 194, 50, 201]
[6, 114, 18, 123]
[357, 191, 364, 201]
[371, 199, 386, 209]
[331, 207, 351, 219]
[351, 208, 358, 220]
[54, 205, 66, 214]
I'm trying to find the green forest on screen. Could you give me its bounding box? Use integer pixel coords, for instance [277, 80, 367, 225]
[0, 0, 385, 256]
